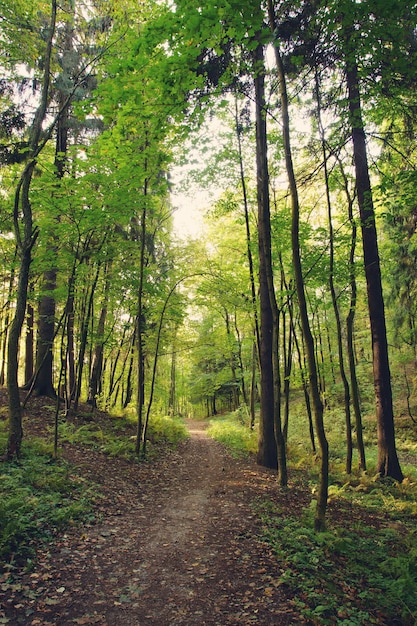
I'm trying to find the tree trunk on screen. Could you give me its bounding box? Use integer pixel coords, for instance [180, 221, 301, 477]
[168, 342, 177, 416]
[87, 270, 110, 408]
[234, 96, 261, 360]
[315, 73, 352, 473]
[6, 0, 57, 459]
[253, 41, 279, 472]
[74, 262, 101, 412]
[24, 302, 34, 386]
[7, 236, 34, 458]
[27, 268, 58, 398]
[345, 56, 403, 482]
[337, 156, 367, 471]
[223, 307, 239, 411]
[28, 98, 69, 399]
[269, 8, 328, 528]
[282, 309, 293, 442]
[135, 202, 147, 456]
[66, 289, 76, 402]
[250, 336, 257, 430]
[234, 312, 248, 407]
[0, 263, 15, 387]
[293, 317, 316, 453]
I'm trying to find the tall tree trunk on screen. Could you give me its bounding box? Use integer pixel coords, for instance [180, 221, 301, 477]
[29, 268, 58, 398]
[223, 307, 239, 410]
[234, 311, 248, 406]
[87, 273, 110, 408]
[6, 2, 57, 458]
[250, 336, 257, 430]
[66, 289, 76, 402]
[269, 7, 328, 528]
[315, 73, 352, 473]
[293, 316, 316, 453]
[253, 41, 281, 475]
[345, 56, 403, 481]
[135, 200, 147, 456]
[73, 262, 101, 412]
[168, 339, 177, 416]
[87, 263, 111, 408]
[282, 309, 293, 442]
[234, 96, 261, 360]
[340, 162, 366, 471]
[7, 205, 37, 458]
[29, 109, 69, 398]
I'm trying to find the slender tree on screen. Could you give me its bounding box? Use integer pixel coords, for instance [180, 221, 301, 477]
[344, 54, 403, 481]
[6, 1, 57, 459]
[253, 40, 280, 475]
[268, 0, 328, 528]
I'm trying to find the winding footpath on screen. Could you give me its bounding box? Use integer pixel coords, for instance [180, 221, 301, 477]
[1, 420, 305, 625]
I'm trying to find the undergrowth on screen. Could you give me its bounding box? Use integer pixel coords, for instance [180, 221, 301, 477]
[0, 433, 96, 570]
[0, 411, 187, 569]
[209, 406, 417, 624]
[57, 413, 188, 459]
[258, 500, 417, 625]
[207, 409, 257, 457]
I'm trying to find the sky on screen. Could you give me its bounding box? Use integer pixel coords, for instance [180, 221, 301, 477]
[171, 188, 206, 238]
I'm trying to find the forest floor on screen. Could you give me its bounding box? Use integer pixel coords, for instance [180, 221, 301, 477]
[1, 405, 312, 626]
[1, 399, 414, 625]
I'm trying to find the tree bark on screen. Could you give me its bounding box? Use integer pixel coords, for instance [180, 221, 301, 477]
[88, 270, 110, 408]
[337, 157, 366, 471]
[345, 56, 403, 482]
[253, 41, 280, 473]
[6, 0, 57, 458]
[73, 261, 101, 412]
[269, 3, 328, 528]
[315, 72, 352, 473]
[0, 262, 16, 387]
[24, 301, 34, 386]
[28, 268, 58, 398]
[135, 191, 149, 455]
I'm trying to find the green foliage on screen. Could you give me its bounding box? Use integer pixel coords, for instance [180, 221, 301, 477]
[0, 438, 96, 567]
[146, 414, 189, 445]
[258, 501, 417, 625]
[207, 409, 257, 457]
[58, 413, 188, 459]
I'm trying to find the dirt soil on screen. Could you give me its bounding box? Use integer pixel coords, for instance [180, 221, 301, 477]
[1, 412, 313, 626]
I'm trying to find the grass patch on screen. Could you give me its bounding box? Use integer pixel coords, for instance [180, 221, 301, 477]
[258, 500, 417, 625]
[207, 409, 257, 457]
[58, 412, 188, 460]
[0, 437, 96, 569]
[57, 420, 137, 460]
[146, 414, 189, 445]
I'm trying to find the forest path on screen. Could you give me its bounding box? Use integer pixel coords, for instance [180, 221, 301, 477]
[2, 419, 306, 625]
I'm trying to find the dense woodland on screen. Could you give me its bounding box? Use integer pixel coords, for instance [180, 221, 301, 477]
[1, 0, 417, 534]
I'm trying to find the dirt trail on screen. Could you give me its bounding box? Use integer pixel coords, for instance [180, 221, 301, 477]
[1, 419, 305, 625]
